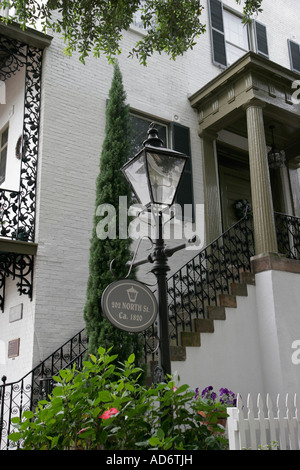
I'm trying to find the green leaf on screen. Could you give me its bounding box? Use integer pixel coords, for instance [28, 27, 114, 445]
[8, 431, 21, 442]
[23, 410, 34, 419]
[98, 390, 112, 402]
[128, 353, 135, 364]
[149, 436, 160, 446]
[52, 386, 65, 397]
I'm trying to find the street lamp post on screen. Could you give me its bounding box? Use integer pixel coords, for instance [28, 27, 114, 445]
[121, 124, 189, 382]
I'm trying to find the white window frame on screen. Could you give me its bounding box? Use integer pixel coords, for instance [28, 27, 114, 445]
[223, 8, 250, 66]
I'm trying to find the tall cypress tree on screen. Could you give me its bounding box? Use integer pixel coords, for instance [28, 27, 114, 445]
[84, 62, 142, 364]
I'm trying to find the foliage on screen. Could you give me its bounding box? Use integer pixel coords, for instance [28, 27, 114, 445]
[8, 348, 228, 450]
[83, 62, 142, 365]
[193, 386, 237, 421]
[0, 1, 264, 64]
[233, 199, 252, 219]
[237, 0, 264, 23]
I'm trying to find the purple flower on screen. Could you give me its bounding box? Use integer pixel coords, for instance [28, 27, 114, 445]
[201, 386, 217, 403]
[195, 386, 237, 407]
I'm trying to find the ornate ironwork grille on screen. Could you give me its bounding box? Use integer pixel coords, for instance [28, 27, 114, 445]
[275, 212, 300, 259]
[0, 329, 88, 450]
[0, 34, 43, 310]
[167, 216, 254, 345]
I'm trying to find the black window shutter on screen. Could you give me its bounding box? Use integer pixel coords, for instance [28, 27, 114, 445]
[254, 21, 269, 58]
[172, 122, 194, 221]
[209, 0, 227, 67]
[288, 40, 300, 73]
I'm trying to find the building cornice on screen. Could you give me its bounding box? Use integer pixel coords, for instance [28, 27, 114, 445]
[189, 51, 299, 109]
[0, 20, 52, 49]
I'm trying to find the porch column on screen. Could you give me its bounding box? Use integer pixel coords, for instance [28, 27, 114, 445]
[200, 131, 222, 243]
[245, 100, 278, 255]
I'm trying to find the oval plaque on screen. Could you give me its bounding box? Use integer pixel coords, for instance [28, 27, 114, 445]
[101, 279, 158, 333]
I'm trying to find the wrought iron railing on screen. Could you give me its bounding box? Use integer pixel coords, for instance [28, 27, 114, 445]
[274, 212, 300, 259]
[1, 213, 300, 449]
[167, 216, 254, 344]
[0, 329, 88, 450]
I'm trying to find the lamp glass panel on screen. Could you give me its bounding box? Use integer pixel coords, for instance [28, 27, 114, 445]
[146, 151, 186, 205]
[123, 153, 151, 206]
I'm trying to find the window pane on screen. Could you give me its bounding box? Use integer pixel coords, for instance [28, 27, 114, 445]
[1, 127, 8, 147]
[146, 151, 186, 206]
[223, 9, 249, 53]
[0, 146, 7, 182]
[226, 43, 248, 66]
[123, 153, 151, 206]
[129, 115, 167, 158]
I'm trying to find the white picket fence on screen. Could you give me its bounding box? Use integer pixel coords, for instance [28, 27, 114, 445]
[227, 393, 300, 450]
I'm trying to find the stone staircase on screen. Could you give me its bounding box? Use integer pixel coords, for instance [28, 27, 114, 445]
[169, 271, 256, 362]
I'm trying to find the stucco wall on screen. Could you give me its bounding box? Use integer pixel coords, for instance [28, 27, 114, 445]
[172, 268, 300, 404]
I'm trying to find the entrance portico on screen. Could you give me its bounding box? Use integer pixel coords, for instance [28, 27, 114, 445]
[189, 51, 300, 256]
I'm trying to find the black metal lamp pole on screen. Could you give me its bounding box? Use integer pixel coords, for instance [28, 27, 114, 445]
[151, 211, 172, 382]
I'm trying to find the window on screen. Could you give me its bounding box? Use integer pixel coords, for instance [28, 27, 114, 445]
[223, 9, 249, 66]
[0, 125, 8, 184]
[209, 0, 250, 67]
[132, 0, 155, 30]
[129, 114, 194, 219]
[288, 40, 300, 73]
[129, 114, 167, 158]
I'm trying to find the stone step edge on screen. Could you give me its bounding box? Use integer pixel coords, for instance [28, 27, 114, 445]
[171, 274, 256, 361]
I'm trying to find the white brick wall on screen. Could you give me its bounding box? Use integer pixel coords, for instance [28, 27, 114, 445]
[0, 277, 35, 382]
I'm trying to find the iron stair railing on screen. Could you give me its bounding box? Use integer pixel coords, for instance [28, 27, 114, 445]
[0, 329, 88, 450]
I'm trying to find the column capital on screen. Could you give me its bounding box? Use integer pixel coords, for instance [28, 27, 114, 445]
[243, 98, 266, 111]
[199, 129, 218, 141]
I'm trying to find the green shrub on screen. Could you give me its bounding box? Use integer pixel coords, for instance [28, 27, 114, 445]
[9, 348, 228, 450]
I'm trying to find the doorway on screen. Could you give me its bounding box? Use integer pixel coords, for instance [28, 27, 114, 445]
[217, 145, 252, 231]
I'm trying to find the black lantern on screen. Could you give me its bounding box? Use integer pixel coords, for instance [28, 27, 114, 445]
[268, 125, 285, 170]
[121, 124, 188, 209]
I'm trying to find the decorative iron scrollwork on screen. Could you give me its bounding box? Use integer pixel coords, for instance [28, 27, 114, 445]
[0, 36, 26, 81]
[0, 34, 43, 242]
[0, 252, 34, 311]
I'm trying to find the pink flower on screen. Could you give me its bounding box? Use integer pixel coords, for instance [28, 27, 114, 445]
[99, 408, 119, 420]
[173, 386, 178, 392]
[77, 427, 89, 434]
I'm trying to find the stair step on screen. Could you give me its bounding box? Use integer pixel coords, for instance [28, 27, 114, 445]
[206, 305, 226, 320]
[230, 282, 248, 297]
[218, 293, 237, 308]
[240, 271, 255, 285]
[194, 318, 214, 333]
[181, 331, 201, 347]
[170, 345, 186, 361]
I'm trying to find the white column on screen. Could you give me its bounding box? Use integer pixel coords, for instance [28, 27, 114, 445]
[200, 131, 222, 243]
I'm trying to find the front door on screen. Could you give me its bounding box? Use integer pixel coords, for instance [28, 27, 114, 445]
[218, 164, 252, 231]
